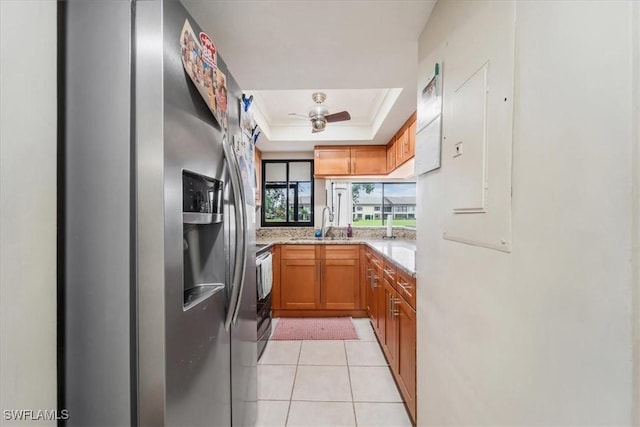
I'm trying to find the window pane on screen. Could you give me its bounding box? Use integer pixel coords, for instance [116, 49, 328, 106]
[383, 182, 417, 227]
[289, 162, 311, 181]
[264, 162, 287, 181]
[297, 182, 312, 222]
[264, 187, 287, 222]
[287, 186, 295, 222]
[351, 183, 383, 226]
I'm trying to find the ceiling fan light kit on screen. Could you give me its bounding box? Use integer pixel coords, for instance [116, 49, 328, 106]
[289, 92, 352, 133]
[311, 117, 327, 133]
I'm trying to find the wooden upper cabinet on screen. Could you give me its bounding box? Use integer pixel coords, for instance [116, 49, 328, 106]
[395, 126, 410, 167]
[314, 145, 387, 176]
[314, 146, 351, 176]
[392, 112, 417, 170]
[386, 138, 397, 173]
[350, 146, 387, 175]
[407, 120, 416, 160]
[314, 112, 416, 176]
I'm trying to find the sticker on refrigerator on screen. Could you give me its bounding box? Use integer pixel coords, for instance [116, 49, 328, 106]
[180, 19, 228, 129]
[233, 134, 255, 207]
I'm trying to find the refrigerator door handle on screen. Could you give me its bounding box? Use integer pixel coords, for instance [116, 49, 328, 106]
[223, 135, 248, 330]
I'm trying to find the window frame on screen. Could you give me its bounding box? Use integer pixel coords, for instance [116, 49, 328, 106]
[261, 159, 314, 228]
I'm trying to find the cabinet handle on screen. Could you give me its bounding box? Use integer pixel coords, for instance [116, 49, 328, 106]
[389, 295, 400, 317]
[393, 297, 401, 317]
[383, 268, 395, 278]
[319, 262, 323, 303]
[397, 281, 413, 294]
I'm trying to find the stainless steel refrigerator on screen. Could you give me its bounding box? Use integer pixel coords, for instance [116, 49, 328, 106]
[61, 1, 257, 425]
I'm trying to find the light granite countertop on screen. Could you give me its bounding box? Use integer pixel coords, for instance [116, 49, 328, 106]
[256, 238, 416, 277]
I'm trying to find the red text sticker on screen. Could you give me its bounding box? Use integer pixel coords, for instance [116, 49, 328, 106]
[199, 32, 216, 67]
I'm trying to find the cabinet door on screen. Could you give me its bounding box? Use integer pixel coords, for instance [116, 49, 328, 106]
[350, 146, 386, 175]
[383, 278, 399, 370]
[322, 259, 359, 310]
[386, 139, 397, 173]
[280, 259, 320, 309]
[397, 297, 417, 423]
[407, 120, 416, 160]
[314, 147, 351, 176]
[365, 257, 377, 323]
[395, 128, 409, 166]
[371, 255, 385, 338]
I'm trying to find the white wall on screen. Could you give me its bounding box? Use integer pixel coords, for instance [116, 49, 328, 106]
[0, 1, 57, 425]
[416, 1, 639, 425]
[632, 4, 640, 424]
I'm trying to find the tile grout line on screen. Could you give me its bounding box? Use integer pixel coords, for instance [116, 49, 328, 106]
[284, 340, 303, 426]
[344, 339, 359, 427]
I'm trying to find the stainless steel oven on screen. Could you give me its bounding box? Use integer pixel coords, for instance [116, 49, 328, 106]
[256, 246, 273, 360]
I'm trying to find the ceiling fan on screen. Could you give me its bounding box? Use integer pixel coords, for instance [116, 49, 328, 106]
[288, 92, 351, 133]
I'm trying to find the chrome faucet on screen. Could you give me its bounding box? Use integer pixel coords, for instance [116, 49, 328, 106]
[321, 206, 334, 239]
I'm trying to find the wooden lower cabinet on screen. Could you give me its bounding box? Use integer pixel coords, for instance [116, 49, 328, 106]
[276, 243, 417, 423]
[322, 259, 359, 309]
[280, 259, 320, 309]
[277, 244, 363, 316]
[382, 277, 399, 370]
[364, 256, 376, 324]
[397, 296, 417, 423]
[365, 249, 417, 425]
[374, 270, 386, 340]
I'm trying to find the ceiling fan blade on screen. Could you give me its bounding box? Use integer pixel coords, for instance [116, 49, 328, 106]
[325, 111, 351, 123]
[288, 112, 309, 120]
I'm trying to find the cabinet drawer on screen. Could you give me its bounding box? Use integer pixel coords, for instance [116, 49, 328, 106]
[396, 268, 416, 310]
[382, 259, 397, 283]
[324, 245, 359, 260]
[281, 245, 317, 260]
[369, 251, 383, 271]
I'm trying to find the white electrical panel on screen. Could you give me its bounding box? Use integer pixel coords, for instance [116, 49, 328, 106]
[450, 62, 488, 214]
[440, 1, 515, 252]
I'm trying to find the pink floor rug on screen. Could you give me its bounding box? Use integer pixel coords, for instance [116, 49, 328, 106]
[271, 317, 358, 340]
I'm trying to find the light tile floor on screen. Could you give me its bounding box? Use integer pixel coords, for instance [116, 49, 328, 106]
[257, 318, 413, 427]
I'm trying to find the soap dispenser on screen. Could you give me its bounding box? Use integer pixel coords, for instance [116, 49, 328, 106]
[347, 223, 353, 238]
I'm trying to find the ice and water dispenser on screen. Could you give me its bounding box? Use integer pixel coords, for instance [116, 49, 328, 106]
[182, 170, 225, 310]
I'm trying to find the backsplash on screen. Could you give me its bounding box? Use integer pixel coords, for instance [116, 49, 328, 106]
[256, 226, 416, 240]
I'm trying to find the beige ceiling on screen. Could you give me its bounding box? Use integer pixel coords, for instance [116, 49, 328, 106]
[181, 0, 437, 152]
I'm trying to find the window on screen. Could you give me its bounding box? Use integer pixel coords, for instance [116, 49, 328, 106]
[262, 160, 313, 227]
[351, 182, 416, 227]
